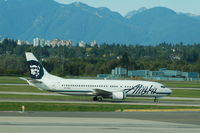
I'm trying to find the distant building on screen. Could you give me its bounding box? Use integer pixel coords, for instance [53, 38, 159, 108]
[90, 40, 98, 47]
[50, 38, 60, 47]
[17, 40, 30, 45]
[160, 69, 182, 77]
[149, 71, 164, 77]
[33, 38, 72, 47]
[145, 68, 199, 81]
[128, 70, 150, 77]
[33, 38, 46, 47]
[111, 67, 127, 77]
[182, 72, 199, 79]
[33, 38, 39, 46]
[79, 41, 86, 48]
[59, 40, 72, 47]
[0, 38, 29, 45]
[97, 74, 112, 79]
[97, 67, 200, 81]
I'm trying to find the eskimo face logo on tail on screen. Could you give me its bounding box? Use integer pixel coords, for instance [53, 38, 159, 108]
[27, 60, 44, 79]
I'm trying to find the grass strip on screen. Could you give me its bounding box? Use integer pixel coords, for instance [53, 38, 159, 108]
[0, 102, 200, 112]
[118, 109, 200, 112]
[0, 85, 45, 93]
[1, 94, 200, 102]
[170, 89, 200, 98]
[0, 76, 27, 84]
[161, 81, 200, 88]
[0, 94, 91, 101]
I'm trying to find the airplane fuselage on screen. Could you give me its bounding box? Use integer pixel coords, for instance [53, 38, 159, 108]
[32, 77, 171, 98]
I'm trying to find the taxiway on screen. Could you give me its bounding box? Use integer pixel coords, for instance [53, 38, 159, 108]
[0, 112, 200, 133]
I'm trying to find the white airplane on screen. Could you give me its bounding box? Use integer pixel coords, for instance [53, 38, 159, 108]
[24, 52, 172, 102]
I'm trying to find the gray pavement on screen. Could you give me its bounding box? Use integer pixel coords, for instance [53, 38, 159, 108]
[1, 91, 200, 101]
[0, 111, 200, 125]
[1, 98, 200, 107]
[1, 90, 200, 107]
[0, 112, 200, 133]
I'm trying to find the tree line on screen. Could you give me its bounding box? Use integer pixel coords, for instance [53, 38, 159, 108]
[1, 38, 200, 77]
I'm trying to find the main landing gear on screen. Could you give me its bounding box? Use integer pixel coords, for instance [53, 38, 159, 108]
[93, 96, 103, 102]
[154, 97, 159, 103]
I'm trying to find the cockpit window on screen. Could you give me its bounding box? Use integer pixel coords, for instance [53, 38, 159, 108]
[161, 86, 166, 88]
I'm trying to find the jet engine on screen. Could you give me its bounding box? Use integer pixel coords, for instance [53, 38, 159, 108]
[112, 92, 126, 100]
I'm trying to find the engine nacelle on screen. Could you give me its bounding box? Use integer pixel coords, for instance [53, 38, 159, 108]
[112, 92, 126, 100]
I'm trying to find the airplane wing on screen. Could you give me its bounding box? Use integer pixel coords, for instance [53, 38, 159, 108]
[94, 89, 112, 97]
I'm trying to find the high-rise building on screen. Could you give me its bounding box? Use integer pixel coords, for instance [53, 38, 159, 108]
[79, 41, 86, 47]
[33, 38, 40, 47]
[90, 40, 97, 47]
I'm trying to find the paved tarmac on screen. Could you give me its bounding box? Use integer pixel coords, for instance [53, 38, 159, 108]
[1, 97, 200, 107]
[0, 112, 200, 133]
[1, 91, 200, 101]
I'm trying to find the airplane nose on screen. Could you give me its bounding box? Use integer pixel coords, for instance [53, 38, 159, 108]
[167, 88, 172, 95]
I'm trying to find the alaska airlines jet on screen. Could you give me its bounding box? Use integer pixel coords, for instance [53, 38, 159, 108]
[24, 52, 172, 102]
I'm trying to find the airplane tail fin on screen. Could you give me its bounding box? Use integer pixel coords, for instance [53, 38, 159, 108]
[25, 52, 51, 80]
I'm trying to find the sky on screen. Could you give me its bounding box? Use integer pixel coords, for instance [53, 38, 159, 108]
[55, 0, 200, 16]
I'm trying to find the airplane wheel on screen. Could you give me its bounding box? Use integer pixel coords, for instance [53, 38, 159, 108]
[93, 96, 97, 101]
[154, 97, 158, 103]
[97, 96, 103, 102]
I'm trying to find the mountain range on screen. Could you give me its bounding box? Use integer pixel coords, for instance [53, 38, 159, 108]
[0, 0, 200, 45]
